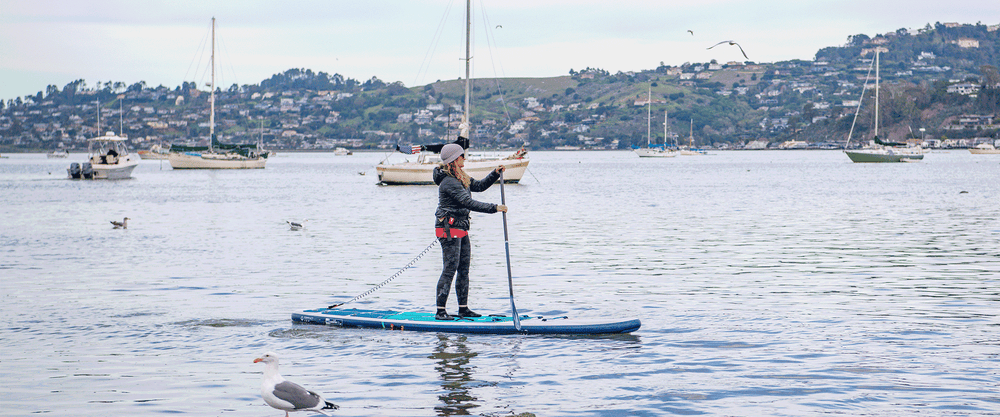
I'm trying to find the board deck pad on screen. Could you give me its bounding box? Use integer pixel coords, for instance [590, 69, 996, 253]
[292, 308, 640, 335]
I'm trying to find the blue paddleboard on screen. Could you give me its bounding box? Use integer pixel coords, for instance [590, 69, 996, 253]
[292, 308, 640, 335]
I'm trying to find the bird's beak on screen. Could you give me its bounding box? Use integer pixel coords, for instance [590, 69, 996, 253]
[253, 358, 263, 363]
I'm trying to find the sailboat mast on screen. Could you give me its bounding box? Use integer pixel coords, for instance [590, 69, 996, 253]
[463, 0, 471, 130]
[646, 86, 651, 147]
[874, 50, 879, 139]
[664, 110, 668, 146]
[209, 17, 216, 152]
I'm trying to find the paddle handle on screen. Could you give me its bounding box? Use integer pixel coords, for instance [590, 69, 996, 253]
[499, 170, 521, 331]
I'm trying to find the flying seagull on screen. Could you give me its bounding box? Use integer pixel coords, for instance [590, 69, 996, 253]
[707, 40, 748, 60]
[255, 352, 339, 417]
[687, 30, 694, 36]
[110, 217, 130, 229]
[496, 25, 502, 29]
[287, 221, 304, 231]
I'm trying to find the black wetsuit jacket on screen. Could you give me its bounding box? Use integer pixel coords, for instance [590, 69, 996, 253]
[433, 166, 501, 231]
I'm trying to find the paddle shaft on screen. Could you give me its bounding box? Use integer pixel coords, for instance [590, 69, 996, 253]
[499, 171, 521, 331]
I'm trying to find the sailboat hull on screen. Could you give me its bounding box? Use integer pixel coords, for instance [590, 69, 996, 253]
[634, 148, 677, 157]
[845, 149, 923, 163]
[168, 152, 266, 169]
[377, 157, 528, 185]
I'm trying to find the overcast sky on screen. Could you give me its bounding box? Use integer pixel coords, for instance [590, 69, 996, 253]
[1, 0, 996, 101]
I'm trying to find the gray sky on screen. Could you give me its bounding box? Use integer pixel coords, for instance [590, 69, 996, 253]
[1, 0, 995, 100]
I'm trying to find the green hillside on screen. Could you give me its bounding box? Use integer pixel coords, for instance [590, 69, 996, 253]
[2, 22, 997, 152]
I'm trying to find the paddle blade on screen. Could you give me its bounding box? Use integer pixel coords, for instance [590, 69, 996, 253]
[510, 299, 521, 331]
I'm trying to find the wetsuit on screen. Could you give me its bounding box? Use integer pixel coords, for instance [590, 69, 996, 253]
[432, 166, 501, 316]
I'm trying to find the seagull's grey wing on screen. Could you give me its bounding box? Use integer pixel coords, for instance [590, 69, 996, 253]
[272, 380, 322, 410]
[707, 40, 730, 50]
[735, 43, 748, 59]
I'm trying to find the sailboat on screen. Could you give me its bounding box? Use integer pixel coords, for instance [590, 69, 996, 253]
[634, 86, 677, 158]
[375, 0, 529, 185]
[679, 118, 706, 155]
[137, 143, 170, 160]
[969, 143, 1000, 154]
[168, 18, 268, 169]
[844, 50, 923, 163]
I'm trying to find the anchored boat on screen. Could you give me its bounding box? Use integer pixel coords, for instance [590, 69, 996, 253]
[375, 0, 528, 185]
[844, 50, 924, 163]
[67, 132, 138, 179]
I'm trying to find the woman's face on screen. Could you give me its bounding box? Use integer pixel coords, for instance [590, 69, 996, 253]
[455, 154, 465, 168]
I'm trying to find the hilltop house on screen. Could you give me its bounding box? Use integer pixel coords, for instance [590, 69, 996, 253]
[947, 83, 979, 96]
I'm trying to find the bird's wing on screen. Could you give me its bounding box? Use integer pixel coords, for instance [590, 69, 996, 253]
[272, 380, 322, 410]
[734, 42, 748, 59]
[687, 30, 694, 35]
[707, 40, 731, 50]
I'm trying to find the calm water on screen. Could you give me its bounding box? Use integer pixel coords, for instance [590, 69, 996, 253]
[2, 150, 998, 416]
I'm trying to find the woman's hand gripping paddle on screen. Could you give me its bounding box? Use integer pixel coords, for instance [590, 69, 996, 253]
[499, 170, 521, 331]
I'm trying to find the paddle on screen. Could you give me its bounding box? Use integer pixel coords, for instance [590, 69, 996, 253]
[499, 170, 521, 331]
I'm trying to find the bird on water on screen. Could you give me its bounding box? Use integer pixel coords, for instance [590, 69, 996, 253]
[110, 217, 130, 229]
[254, 352, 339, 416]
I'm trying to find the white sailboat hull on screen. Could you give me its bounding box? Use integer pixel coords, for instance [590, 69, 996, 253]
[634, 148, 678, 158]
[377, 156, 528, 185]
[969, 144, 1000, 154]
[168, 152, 266, 169]
[137, 151, 169, 160]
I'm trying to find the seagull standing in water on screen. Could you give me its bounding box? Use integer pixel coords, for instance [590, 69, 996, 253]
[110, 217, 130, 229]
[254, 352, 339, 417]
[707, 40, 749, 60]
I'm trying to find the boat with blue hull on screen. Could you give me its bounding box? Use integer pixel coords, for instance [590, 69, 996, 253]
[292, 308, 641, 335]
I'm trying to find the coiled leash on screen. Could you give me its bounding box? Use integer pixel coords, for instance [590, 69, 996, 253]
[328, 238, 439, 309]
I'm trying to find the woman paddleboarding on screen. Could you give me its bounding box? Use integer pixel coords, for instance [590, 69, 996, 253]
[432, 142, 506, 320]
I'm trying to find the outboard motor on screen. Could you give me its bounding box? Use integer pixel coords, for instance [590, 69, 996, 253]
[68, 162, 81, 179]
[81, 162, 94, 179]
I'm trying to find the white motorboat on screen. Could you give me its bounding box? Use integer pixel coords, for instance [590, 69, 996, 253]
[47, 149, 69, 158]
[67, 132, 139, 179]
[375, 0, 528, 184]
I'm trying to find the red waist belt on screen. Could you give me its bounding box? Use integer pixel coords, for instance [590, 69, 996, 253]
[435, 228, 468, 238]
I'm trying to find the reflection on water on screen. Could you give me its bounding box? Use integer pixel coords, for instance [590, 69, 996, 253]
[1, 151, 998, 415]
[431, 334, 479, 416]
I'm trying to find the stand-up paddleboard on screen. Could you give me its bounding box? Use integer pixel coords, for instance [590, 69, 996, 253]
[292, 308, 640, 335]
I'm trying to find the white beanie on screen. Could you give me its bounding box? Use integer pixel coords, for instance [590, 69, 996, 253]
[440, 143, 465, 164]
